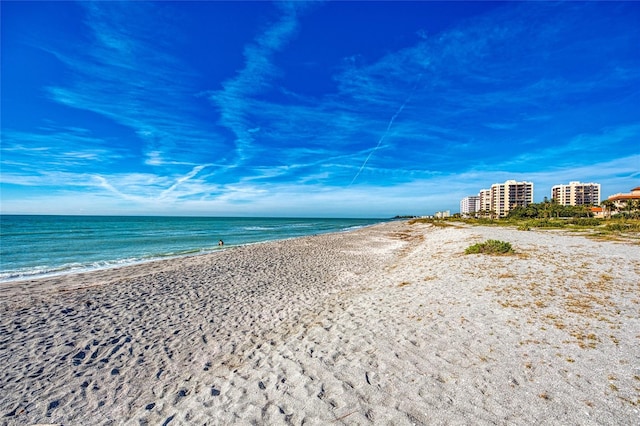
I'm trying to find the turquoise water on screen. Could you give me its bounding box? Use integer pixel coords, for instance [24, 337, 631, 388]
[0, 216, 385, 282]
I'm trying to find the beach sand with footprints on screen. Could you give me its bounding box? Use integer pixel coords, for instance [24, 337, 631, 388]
[1, 220, 639, 425]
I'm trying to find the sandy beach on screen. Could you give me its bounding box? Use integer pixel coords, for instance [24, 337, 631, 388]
[1, 220, 638, 425]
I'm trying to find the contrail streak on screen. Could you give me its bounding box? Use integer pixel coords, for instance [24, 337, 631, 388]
[349, 74, 422, 186]
[160, 164, 210, 199]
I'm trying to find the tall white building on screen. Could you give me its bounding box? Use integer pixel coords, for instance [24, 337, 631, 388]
[490, 180, 534, 217]
[551, 181, 600, 206]
[479, 189, 491, 215]
[460, 195, 480, 217]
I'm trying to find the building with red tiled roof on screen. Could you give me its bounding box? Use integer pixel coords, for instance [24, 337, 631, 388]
[607, 186, 640, 203]
[605, 187, 640, 217]
[590, 206, 604, 218]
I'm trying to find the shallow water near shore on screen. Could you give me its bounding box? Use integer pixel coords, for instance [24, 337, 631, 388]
[0, 215, 385, 282]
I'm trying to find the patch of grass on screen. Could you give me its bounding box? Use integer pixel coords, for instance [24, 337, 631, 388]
[570, 218, 603, 227]
[465, 239, 514, 255]
[605, 221, 640, 232]
[462, 217, 639, 242]
[528, 219, 567, 228]
[430, 220, 452, 227]
[476, 218, 499, 225]
[407, 217, 459, 227]
[407, 218, 437, 225]
[408, 217, 453, 227]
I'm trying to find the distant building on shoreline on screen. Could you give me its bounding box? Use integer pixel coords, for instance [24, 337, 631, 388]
[552, 181, 601, 206]
[479, 189, 491, 214]
[460, 196, 480, 217]
[606, 186, 640, 210]
[459, 180, 533, 218]
[490, 180, 534, 218]
[458, 180, 638, 218]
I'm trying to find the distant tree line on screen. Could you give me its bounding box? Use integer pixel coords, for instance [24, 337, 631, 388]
[502, 198, 640, 220]
[507, 199, 593, 219]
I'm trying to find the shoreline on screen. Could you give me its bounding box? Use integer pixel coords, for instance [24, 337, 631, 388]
[0, 220, 385, 286]
[1, 221, 638, 424]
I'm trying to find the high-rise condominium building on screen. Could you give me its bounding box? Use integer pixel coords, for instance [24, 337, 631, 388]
[460, 195, 480, 217]
[479, 189, 491, 214]
[490, 180, 534, 217]
[551, 181, 601, 206]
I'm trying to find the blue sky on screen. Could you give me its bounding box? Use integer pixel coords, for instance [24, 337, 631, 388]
[2, 1, 639, 218]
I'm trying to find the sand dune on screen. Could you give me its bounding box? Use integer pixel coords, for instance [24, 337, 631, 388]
[1, 221, 638, 425]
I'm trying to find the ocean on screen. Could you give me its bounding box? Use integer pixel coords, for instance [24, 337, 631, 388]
[0, 215, 386, 283]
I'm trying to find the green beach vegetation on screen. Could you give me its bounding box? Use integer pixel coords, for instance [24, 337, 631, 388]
[407, 199, 640, 242]
[465, 240, 515, 255]
[460, 216, 640, 238]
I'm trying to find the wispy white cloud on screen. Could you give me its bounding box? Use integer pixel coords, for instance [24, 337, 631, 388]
[3, 153, 637, 217]
[1, 127, 122, 172]
[90, 169, 227, 205]
[208, 2, 310, 164]
[3, 1, 638, 217]
[320, 2, 639, 183]
[495, 124, 640, 170]
[43, 2, 226, 170]
[94, 175, 147, 203]
[159, 164, 212, 200]
[484, 122, 517, 131]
